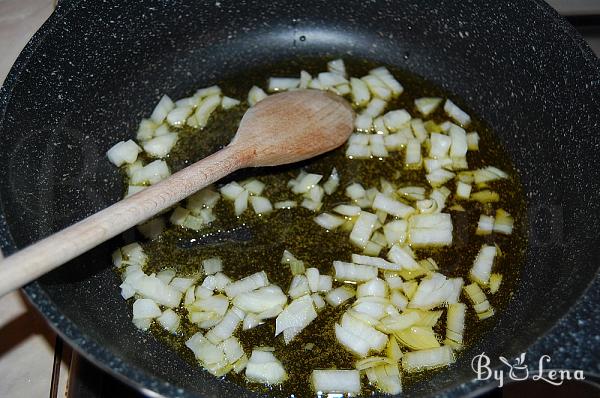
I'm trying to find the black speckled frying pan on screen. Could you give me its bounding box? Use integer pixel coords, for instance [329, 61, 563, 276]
[0, 0, 599, 397]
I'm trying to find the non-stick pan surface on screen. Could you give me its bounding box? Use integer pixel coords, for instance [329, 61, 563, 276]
[0, 0, 599, 397]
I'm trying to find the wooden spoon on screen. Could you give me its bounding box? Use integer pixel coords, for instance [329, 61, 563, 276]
[0, 89, 354, 297]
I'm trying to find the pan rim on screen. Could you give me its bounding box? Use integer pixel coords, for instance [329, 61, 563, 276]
[0, 0, 598, 397]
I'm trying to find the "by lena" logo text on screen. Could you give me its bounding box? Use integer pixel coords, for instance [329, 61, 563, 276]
[471, 352, 585, 387]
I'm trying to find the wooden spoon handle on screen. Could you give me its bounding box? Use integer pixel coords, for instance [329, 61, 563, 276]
[0, 144, 247, 297]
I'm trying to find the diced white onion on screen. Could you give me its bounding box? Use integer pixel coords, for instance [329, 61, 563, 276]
[203, 257, 223, 275]
[350, 77, 370, 106]
[142, 133, 178, 158]
[470, 245, 497, 285]
[414, 97, 442, 116]
[150, 95, 175, 124]
[130, 160, 170, 185]
[157, 309, 180, 333]
[268, 77, 300, 92]
[221, 96, 241, 109]
[225, 271, 269, 297]
[311, 369, 361, 395]
[245, 349, 288, 384]
[275, 295, 317, 344]
[383, 110, 411, 132]
[107, 140, 142, 167]
[325, 285, 355, 306]
[350, 211, 378, 248]
[248, 86, 268, 106]
[352, 253, 400, 271]
[250, 196, 273, 215]
[402, 346, 455, 372]
[233, 285, 287, 313]
[444, 99, 471, 127]
[132, 298, 161, 319]
[333, 261, 378, 282]
[314, 213, 345, 230]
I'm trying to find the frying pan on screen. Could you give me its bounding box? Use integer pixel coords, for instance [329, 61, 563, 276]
[0, 0, 599, 397]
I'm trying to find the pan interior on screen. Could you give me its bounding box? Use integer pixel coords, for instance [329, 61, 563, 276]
[0, 1, 599, 397]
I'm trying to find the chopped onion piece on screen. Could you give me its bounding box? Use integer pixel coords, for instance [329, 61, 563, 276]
[225, 271, 269, 298]
[340, 312, 387, 351]
[335, 323, 370, 356]
[429, 133, 452, 158]
[473, 166, 509, 184]
[402, 346, 455, 372]
[449, 124, 468, 158]
[489, 273, 503, 294]
[312, 293, 326, 310]
[248, 86, 267, 106]
[289, 275, 310, 299]
[325, 285, 355, 306]
[370, 67, 403, 96]
[493, 209, 514, 234]
[464, 283, 494, 320]
[245, 349, 287, 384]
[467, 132, 480, 150]
[476, 215, 495, 235]
[133, 318, 152, 330]
[130, 160, 170, 185]
[132, 298, 161, 319]
[166, 106, 193, 126]
[221, 96, 241, 109]
[364, 98, 387, 118]
[470, 190, 500, 203]
[372, 193, 415, 218]
[233, 285, 287, 313]
[362, 75, 391, 100]
[142, 132, 178, 158]
[333, 261, 378, 282]
[405, 139, 422, 167]
[150, 95, 175, 124]
[234, 190, 249, 216]
[444, 303, 466, 348]
[206, 308, 244, 344]
[107, 140, 142, 167]
[323, 167, 340, 195]
[191, 94, 221, 128]
[357, 278, 388, 297]
[291, 173, 323, 194]
[268, 77, 300, 92]
[311, 369, 360, 395]
[318, 71, 348, 87]
[157, 308, 180, 333]
[220, 182, 245, 200]
[444, 99, 471, 126]
[415, 97, 442, 116]
[275, 295, 317, 343]
[408, 213, 453, 247]
[350, 77, 371, 106]
[203, 257, 223, 275]
[383, 109, 411, 132]
[170, 277, 196, 293]
[327, 59, 347, 77]
[250, 196, 273, 215]
[132, 274, 183, 307]
[387, 244, 420, 271]
[409, 273, 463, 309]
[136, 119, 157, 141]
[350, 211, 378, 248]
[470, 244, 497, 285]
[352, 253, 400, 271]
[456, 181, 472, 200]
